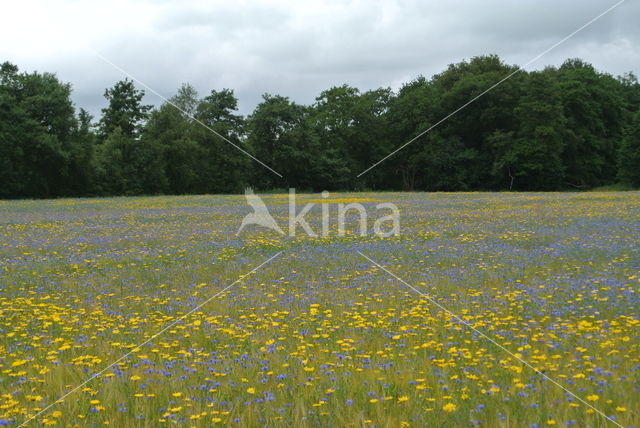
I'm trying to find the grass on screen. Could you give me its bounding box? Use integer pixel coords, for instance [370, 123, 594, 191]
[0, 192, 638, 427]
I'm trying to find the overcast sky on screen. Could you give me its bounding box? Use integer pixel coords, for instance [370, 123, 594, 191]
[1, 0, 638, 118]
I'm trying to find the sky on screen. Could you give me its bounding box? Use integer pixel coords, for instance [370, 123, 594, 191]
[1, 0, 639, 118]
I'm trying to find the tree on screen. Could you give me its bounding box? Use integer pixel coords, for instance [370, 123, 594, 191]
[307, 85, 361, 190]
[95, 79, 160, 194]
[618, 110, 640, 186]
[143, 85, 202, 194]
[170, 83, 199, 117]
[95, 127, 128, 195]
[557, 59, 625, 188]
[98, 79, 151, 140]
[66, 108, 98, 195]
[193, 88, 249, 193]
[430, 55, 523, 189]
[0, 62, 78, 198]
[385, 76, 435, 190]
[349, 87, 393, 190]
[247, 94, 311, 189]
[1, 56, 639, 198]
[490, 70, 565, 190]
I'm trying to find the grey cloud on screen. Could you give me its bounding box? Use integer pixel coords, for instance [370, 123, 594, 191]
[4, 0, 637, 118]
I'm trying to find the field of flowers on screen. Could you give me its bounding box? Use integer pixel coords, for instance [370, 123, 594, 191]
[0, 192, 638, 427]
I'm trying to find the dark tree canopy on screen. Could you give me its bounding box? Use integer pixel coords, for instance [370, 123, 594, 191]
[0, 55, 638, 199]
[98, 79, 151, 139]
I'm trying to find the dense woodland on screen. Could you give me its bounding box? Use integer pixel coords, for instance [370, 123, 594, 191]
[1, 55, 639, 199]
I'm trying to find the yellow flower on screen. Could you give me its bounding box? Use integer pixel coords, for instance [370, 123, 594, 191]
[51, 411, 62, 418]
[616, 407, 626, 412]
[398, 396, 409, 403]
[130, 375, 141, 381]
[587, 394, 599, 402]
[172, 392, 182, 397]
[212, 418, 222, 423]
[442, 403, 457, 412]
[547, 420, 556, 425]
[369, 398, 378, 403]
[246, 387, 256, 394]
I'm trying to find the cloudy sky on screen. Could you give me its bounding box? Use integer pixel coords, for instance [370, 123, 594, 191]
[1, 0, 638, 117]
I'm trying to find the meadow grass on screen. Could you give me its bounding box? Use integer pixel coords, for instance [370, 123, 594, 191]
[0, 192, 638, 427]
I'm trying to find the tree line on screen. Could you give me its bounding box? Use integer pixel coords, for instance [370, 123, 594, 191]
[1, 55, 639, 199]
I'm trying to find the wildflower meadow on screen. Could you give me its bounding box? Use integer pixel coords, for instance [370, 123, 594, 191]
[0, 192, 638, 427]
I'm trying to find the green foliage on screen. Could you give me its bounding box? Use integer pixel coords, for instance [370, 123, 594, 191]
[98, 79, 151, 139]
[0, 61, 80, 198]
[617, 110, 640, 186]
[1, 55, 638, 199]
[247, 94, 312, 189]
[490, 70, 565, 190]
[95, 79, 162, 195]
[556, 59, 625, 188]
[192, 88, 249, 193]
